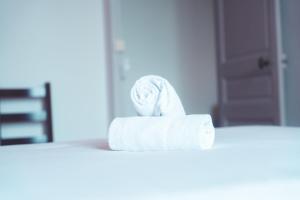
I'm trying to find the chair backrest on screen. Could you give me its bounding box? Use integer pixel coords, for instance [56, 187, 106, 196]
[0, 83, 53, 145]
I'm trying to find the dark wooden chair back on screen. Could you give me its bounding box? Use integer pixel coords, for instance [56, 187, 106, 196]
[0, 83, 53, 145]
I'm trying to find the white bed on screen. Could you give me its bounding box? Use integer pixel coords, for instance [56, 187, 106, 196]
[0, 126, 300, 200]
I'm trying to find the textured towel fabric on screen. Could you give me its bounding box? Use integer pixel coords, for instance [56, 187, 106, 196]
[130, 75, 185, 116]
[108, 115, 215, 151]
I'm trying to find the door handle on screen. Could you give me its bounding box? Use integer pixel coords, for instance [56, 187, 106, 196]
[258, 57, 270, 69]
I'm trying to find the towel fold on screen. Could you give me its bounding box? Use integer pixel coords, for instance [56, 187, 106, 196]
[108, 115, 215, 151]
[130, 75, 185, 116]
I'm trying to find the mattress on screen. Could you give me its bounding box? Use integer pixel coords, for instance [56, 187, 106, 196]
[0, 126, 300, 200]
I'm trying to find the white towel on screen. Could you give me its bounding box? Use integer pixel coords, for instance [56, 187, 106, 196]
[130, 75, 185, 116]
[108, 115, 215, 151]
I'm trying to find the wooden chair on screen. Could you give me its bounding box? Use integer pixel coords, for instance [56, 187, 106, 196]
[0, 83, 53, 145]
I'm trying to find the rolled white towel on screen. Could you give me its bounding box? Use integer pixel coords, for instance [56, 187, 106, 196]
[108, 115, 215, 151]
[130, 75, 185, 116]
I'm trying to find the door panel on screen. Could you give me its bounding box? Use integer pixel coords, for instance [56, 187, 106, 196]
[216, 0, 282, 126]
[223, 0, 270, 59]
[226, 75, 273, 100]
[225, 99, 275, 122]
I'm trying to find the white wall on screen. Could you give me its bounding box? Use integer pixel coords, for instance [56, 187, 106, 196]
[111, 0, 217, 116]
[281, 0, 300, 126]
[0, 0, 109, 141]
[175, 0, 217, 115]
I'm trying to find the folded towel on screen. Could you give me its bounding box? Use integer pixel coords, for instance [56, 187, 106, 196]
[108, 115, 215, 151]
[130, 75, 185, 116]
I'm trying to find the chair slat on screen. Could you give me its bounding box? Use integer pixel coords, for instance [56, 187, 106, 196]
[1, 112, 47, 123]
[1, 136, 47, 145]
[0, 87, 46, 98]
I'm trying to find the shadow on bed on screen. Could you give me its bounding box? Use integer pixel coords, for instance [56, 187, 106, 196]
[70, 139, 111, 151]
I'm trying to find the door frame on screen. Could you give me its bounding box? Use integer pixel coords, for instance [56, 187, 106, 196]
[274, 0, 286, 125]
[103, 0, 115, 123]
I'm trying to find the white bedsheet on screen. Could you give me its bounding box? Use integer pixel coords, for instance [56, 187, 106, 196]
[0, 126, 300, 200]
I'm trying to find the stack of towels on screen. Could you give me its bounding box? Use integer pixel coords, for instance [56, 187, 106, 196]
[108, 75, 215, 151]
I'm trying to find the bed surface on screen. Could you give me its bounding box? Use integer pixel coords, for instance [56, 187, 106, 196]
[0, 126, 300, 200]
